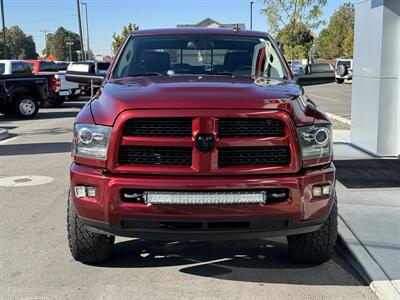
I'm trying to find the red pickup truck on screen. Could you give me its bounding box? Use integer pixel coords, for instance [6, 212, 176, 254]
[66, 28, 337, 264]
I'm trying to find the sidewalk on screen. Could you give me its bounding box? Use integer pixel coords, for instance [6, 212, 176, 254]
[0, 127, 10, 141]
[333, 129, 400, 300]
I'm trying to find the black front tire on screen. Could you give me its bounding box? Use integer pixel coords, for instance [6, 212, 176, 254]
[67, 93, 81, 101]
[287, 199, 338, 264]
[13, 95, 39, 119]
[48, 96, 65, 107]
[0, 106, 12, 116]
[67, 193, 114, 263]
[335, 78, 345, 84]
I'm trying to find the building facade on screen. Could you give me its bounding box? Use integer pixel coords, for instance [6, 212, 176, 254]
[177, 18, 245, 30]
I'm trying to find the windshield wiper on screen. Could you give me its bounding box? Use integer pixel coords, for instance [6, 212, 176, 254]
[128, 72, 163, 77]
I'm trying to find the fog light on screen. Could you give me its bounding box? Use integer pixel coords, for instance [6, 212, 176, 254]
[322, 185, 331, 195]
[312, 184, 331, 197]
[74, 186, 86, 198]
[74, 186, 96, 198]
[312, 186, 322, 197]
[86, 187, 96, 198]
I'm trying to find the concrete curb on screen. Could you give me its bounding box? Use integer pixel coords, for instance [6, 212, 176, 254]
[327, 112, 352, 125]
[0, 128, 10, 141]
[338, 216, 400, 300]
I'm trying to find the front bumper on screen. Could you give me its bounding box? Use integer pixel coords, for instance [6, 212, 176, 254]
[58, 88, 81, 97]
[70, 163, 336, 240]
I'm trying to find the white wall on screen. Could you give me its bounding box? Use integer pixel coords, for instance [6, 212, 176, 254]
[351, 0, 400, 156]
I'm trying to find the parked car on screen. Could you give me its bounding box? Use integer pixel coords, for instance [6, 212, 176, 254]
[25, 60, 81, 105]
[66, 28, 337, 264]
[288, 60, 305, 75]
[0, 60, 33, 75]
[335, 59, 353, 84]
[0, 72, 52, 118]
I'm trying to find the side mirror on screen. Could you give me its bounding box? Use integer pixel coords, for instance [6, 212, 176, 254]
[66, 62, 105, 86]
[295, 63, 335, 86]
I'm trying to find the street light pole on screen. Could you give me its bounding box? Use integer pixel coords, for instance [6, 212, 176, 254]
[81, 2, 90, 59]
[250, 1, 254, 30]
[1, 0, 7, 59]
[76, 0, 85, 60]
[40, 29, 48, 57]
[66, 42, 74, 61]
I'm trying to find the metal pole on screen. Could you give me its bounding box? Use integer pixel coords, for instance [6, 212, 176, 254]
[82, 2, 90, 59]
[76, 0, 85, 60]
[67, 42, 73, 61]
[1, 0, 7, 59]
[250, 1, 254, 30]
[40, 29, 48, 57]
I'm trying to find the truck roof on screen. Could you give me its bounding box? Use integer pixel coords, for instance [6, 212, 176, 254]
[130, 28, 268, 37]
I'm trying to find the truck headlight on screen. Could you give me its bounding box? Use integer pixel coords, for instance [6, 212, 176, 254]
[74, 124, 112, 159]
[297, 124, 332, 161]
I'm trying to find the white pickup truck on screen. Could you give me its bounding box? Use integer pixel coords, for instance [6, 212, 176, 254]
[0, 59, 33, 75]
[54, 61, 81, 101]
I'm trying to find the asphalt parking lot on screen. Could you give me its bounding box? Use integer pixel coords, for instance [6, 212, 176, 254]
[304, 82, 352, 119]
[0, 84, 375, 300]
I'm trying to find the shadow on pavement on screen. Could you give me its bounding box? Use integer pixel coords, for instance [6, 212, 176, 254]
[0, 111, 79, 121]
[35, 111, 80, 120]
[0, 142, 71, 156]
[0, 101, 85, 121]
[93, 238, 366, 286]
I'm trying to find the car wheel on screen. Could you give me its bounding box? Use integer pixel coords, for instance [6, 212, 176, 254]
[335, 78, 345, 84]
[67, 93, 81, 101]
[67, 192, 114, 263]
[13, 95, 39, 119]
[287, 199, 337, 264]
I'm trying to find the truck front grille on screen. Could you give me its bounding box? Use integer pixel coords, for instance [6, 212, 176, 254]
[218, 118, 285, 137]
[124, 118, 192, 137]
[119, 146, 192, 166]
[115, 112, 297, 175]
[218, 146, 290, 167]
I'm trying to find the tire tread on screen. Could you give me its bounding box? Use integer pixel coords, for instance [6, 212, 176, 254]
[287, 200, 338, 264]
[67, 193, 114, 263]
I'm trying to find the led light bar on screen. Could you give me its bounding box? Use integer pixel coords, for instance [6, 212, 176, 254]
[145, 191, 266, 205]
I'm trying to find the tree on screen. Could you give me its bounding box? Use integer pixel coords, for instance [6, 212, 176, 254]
[276, 22, 314, 59]
[0, 26, 38, 59]
[315, 3, 355, 59]
[260, 0, 328, 37]
[112, 23, 138, 54]
[45, 27, 81, 61]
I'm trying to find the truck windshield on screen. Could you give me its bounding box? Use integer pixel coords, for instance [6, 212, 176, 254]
[113, 34, 287, 79]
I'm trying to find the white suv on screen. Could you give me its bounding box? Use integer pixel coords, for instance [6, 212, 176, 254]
[335, 59, 353, 84]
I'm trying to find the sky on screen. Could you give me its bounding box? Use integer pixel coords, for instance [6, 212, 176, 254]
[4, 0, 351, 56]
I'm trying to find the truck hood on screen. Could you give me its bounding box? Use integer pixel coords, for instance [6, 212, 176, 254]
[89, 76, 317, 126]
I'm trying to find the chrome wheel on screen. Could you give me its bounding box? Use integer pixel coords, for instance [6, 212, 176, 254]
[19, 99, 36, 116]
